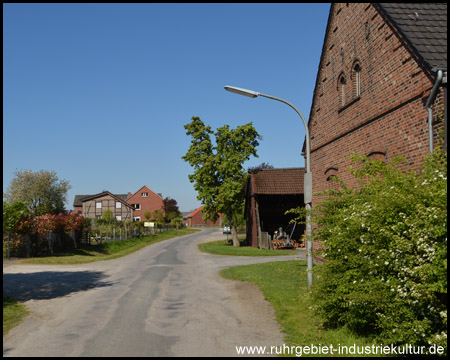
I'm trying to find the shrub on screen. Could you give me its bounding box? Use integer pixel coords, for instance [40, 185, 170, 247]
[309, 148, 446, 351]
[3, 211, 87, 257]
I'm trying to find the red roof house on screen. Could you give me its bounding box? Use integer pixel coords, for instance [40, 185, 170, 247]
[186, 205, 223, 227]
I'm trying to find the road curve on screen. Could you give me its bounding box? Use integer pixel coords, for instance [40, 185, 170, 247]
[3, 228, 305, 357]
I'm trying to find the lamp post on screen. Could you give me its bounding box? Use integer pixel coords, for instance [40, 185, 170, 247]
[224, 85, 313, 289]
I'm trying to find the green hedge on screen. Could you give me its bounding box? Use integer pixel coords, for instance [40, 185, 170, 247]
[308, 148, 446, 352]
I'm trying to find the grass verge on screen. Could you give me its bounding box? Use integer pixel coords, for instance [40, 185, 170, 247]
[3, 296, 29, 335]
[18, 228, 200, 265]
[220, 261, 376, 357]
[198, 238, 297, 256]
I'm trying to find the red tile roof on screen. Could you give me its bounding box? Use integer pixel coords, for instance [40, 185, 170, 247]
[187, 205, 205, 218]
[250, 168, 305, 195]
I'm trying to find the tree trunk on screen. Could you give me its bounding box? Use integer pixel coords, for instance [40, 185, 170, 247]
[227, 214, 239, 247]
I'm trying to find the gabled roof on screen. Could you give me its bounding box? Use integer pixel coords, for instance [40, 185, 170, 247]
[78, 191, 134, 209]
[302, 3, 447, 154]
[375, 3, 447, 71]
[187, 205, 204, 218]
[248, 168, 305, 195]
[127, 185, 163, 201]
[73, 194, 128, 207]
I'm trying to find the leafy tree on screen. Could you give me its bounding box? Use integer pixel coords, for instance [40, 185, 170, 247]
[163, 197, 181, 224]
[3, 201, 30, 234]
[143, 211, 152, 221]
[182, 116, 261, 246]
[151, 209, 165, 226]
[100, 209, 116, 225]
[5, 169, 71, 216]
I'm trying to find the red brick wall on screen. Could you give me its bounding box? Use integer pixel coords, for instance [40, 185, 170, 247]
[308, 3, 444, 207]
[127, 186, 164, 221]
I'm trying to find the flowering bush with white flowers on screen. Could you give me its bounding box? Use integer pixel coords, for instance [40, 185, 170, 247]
[308, 146, 446, 352]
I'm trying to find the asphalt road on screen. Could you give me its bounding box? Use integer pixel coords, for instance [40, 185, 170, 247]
[3, 228, 305, 357]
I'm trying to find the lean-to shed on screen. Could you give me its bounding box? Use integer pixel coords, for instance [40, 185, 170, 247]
[245, 168, 305, 248]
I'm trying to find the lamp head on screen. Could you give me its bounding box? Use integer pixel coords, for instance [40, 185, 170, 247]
[224, 85, 259, 98]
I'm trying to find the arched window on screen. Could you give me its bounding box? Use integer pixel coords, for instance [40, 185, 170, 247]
[325, 167, 339, 191]
[352, 62, 361, 97]
[338, 73, 347, 106]
[367, 151, 386, 162]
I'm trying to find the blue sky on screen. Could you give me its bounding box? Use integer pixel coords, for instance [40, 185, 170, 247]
[3, 3, 330, 212]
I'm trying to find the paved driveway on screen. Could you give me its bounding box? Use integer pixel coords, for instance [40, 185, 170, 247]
[3, 228, 305, 357]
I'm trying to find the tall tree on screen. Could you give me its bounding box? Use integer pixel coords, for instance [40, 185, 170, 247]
[5, 169, 71, 216]
[182, 116, 261, 246]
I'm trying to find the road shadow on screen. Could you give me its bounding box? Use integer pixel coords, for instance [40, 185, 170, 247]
[3, 271, 113, 302]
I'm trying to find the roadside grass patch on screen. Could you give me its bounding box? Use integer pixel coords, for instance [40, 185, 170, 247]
[3, 296, 29, 335]
[18, 228, 199, 265]
[220, 261, 375, 357]
[198, 238, 296, 256]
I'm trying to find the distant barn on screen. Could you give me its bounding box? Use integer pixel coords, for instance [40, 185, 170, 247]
[186, 205, 223, 227]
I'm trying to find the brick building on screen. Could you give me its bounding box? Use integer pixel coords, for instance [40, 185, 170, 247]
[73, 185, 165, 222]
[73, 193, 129, 216]
[186, 205, 222, 227]
[304, 3, 446, 208]
[79, 191, 134, 221]
[126, 185, 165, 222]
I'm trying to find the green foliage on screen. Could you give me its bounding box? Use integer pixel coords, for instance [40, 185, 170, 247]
[143, 211, 152, 221]
[309, 149, 447, 350]
[182, 116, 261, 246]
[5, 169, 71, 216]
[150, 209, 165, 225]
[3, 201, 30, 234]
[100, 209, 116, 225]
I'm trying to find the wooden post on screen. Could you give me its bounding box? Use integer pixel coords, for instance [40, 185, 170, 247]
[48, 230, 54, 255]
[255, 201, 262, 249]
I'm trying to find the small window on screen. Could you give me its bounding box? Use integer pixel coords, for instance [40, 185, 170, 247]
[133, 216, 141, 222]
[340, 76, 346, 106]
[96, 201, 102, 209]
[116, 215, 122, 221]
[142, 192, 148, 197]
[116, 201, 122, 209]
[353, 63, 361, 97]
[134, 204, 141, 210]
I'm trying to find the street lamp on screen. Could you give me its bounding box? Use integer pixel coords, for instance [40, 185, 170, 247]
[224, 85, 314, 289]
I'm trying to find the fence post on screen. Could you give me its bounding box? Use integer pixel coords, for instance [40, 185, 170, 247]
[48, 230, 54, 255]
[113, 228, 116, 241]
